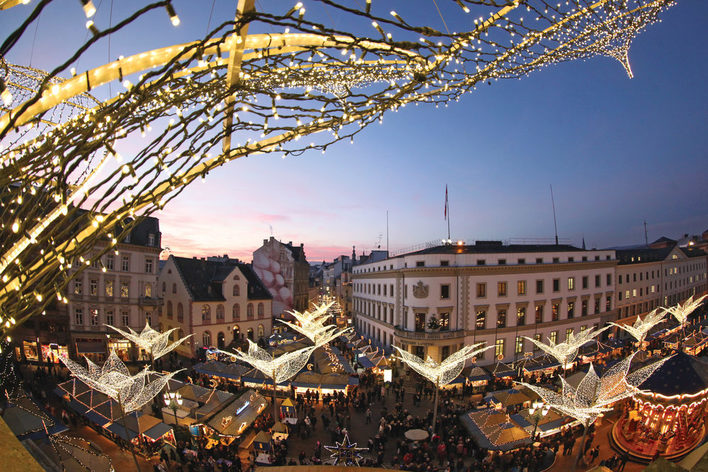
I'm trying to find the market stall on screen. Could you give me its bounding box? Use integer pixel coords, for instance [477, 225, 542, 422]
[254, 430, 275, 465]
[280, 398, 297, 425]
[203, 389, 268, 440]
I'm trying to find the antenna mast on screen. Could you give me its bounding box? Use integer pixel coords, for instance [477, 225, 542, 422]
[550, 184, 559, 245]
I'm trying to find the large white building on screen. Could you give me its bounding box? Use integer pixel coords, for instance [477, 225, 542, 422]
[68, 216, 162, 362]
[352, 241, 617, 365]
[158, 256, 273, 357]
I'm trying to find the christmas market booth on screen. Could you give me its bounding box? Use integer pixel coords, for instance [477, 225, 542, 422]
[461, 407, 532, 451]
[253, 430, 275, 465]
[279, 397, 297, 424]
[612, 352, 708, 461]
[203, 389, 267, 441]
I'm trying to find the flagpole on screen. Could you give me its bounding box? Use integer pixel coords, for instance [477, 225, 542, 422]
[445, 185, 451, 241]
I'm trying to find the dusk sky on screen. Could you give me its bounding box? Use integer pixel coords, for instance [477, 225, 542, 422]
[2, 1, 706, 263]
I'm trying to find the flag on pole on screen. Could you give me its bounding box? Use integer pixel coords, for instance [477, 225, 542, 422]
[444, 185, 449, 220]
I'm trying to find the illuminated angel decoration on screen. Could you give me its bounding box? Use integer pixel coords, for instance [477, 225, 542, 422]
[663, 294, 707, 327]
[521, 352, 669, 470]
[107, 321, 193, 361]
[227, 339, 316, 420]
[524, 326, 608, 371]
[609, 308, 666, 344]
[394, 342, 490, 434]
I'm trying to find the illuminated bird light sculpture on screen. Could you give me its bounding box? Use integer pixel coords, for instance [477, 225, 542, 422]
[525, 326, 608, 373]
[107, 321, 193, 364]
[60, 350, 181, 470]
[609, 308, 667, 345]
[394, 342, 490, 435]
[228, 339, 316, 421]
[279, 301, 349, 346]
[521, 352, 668, 471]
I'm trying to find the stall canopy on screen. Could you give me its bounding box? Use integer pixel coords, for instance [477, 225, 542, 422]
[484, 388, 535, 408]
[75, 342, 105, 354]
[143, 422, 173, 441]
[466, 366, 491, 383]
[2, 397, 67, 439]
[205, 389, 267, 437]
[193, 361, 251, 381]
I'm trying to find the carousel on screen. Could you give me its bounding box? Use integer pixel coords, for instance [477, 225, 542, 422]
[613, 352, 708, 461]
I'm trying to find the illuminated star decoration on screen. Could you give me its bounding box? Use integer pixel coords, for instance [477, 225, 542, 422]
[59, 350, 180, 413]
[609, 308, 666, 344]
[520, 352, 669, 426]
[279, 301, 350, 346]
[662, 294, 708, 327]
[324, 432, 368, 466]
[524, 326, 608, 370]
[106, 321, 193, 360]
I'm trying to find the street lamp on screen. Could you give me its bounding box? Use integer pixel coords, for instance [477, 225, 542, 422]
[529, 400, 550, 440]
[163, 391, 183, 425]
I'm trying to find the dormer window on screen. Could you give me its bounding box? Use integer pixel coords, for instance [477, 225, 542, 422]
[148, 233, 155, 246]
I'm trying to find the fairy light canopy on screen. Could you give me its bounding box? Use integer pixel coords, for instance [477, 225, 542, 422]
[106, 321, 193, 360]
[59, 350, 180, 413]
[0, 0, 677, 343]
[394, 342, 491, 386]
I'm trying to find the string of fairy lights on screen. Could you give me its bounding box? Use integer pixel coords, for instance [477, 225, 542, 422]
[0, 0, 676, 342]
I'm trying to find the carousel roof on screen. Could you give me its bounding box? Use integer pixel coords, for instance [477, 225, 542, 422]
[640, 352, 708, 397]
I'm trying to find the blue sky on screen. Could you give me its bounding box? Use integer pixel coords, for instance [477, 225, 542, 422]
[2, 1, 706, 262]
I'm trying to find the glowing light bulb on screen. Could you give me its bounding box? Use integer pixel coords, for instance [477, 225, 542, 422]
[80, 0, 96, 18]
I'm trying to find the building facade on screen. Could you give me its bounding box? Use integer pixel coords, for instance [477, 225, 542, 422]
[67, 216, 162, 362]
[615, 245, 708, 323]
[352, 242, 617, 365]
[253, 237, 310, 317]
[158, 256, 273, 357]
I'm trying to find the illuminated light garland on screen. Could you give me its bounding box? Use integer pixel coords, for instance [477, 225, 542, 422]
[524, 325, 608, 370]
[0, 0, 677, 344]
[609, 308, 666, 344]
[106, 321, 193, 360]
[394, 342, 490, 434]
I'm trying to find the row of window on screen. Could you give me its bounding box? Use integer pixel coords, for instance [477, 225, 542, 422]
[73, 307, 148, 327]
[84, 254, 155, 274]
[618, 267, 706, 285]
[472, 296, 610, 329]
[74, 279, 154, 299]
[198, 302, 266, 323]
[354, 274, 612, 300]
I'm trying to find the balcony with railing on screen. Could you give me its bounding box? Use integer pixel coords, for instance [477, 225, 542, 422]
[393, 326, 465, 341]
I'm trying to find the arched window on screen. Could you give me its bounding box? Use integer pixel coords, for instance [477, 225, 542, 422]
[257, 303, 264, 318]
[216, 304, 225, 321]
[232, 303, 240, 321]
[233, 284, 240, 297]
[166, 301, 173, 319]
[202, 305, 211, 323]
[257, 324, 265, 338]
[202, 331, 211, 347]
[177, 303, 184, 322]
[247, 303, 254, 320]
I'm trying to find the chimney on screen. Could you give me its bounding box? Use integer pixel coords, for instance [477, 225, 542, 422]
[263, 239, 267, 245]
